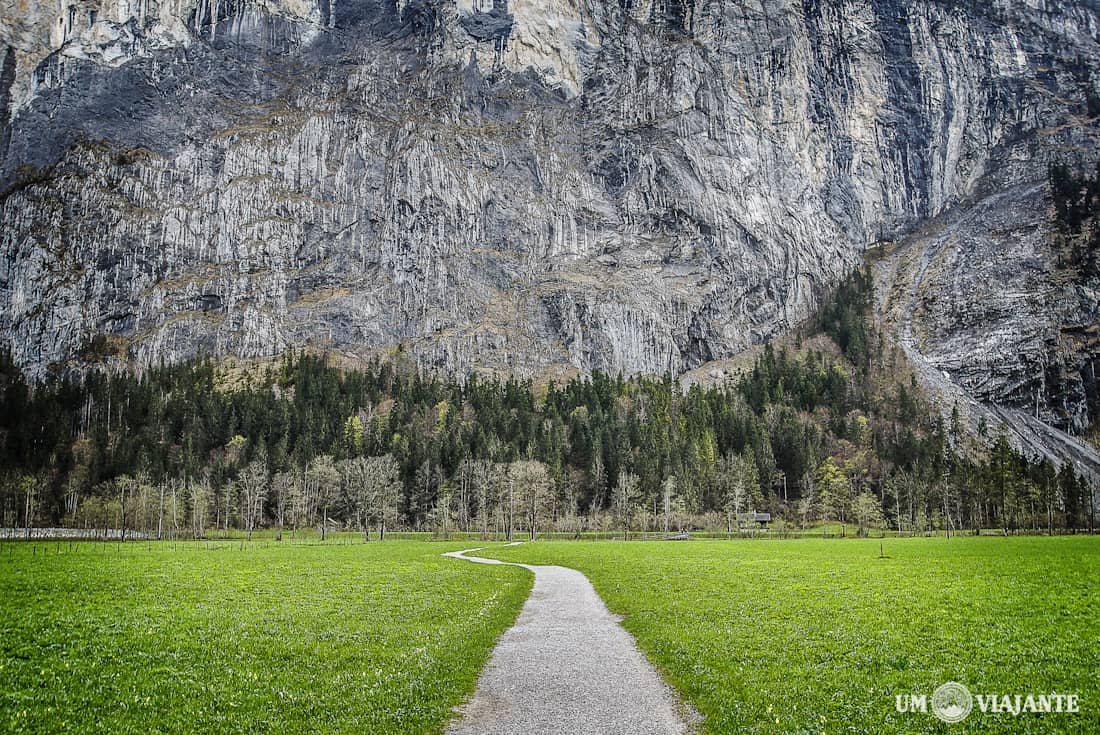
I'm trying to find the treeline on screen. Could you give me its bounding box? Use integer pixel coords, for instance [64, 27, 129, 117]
[1, 269, 1096, 539]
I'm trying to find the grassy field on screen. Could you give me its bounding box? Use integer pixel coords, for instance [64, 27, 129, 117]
[484, 537, 1100, 734]
[4, 537, 1096, 735]
[0, 540, 530, 734]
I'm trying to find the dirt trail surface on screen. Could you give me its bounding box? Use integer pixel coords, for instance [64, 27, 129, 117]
[443, 547, 695, 735]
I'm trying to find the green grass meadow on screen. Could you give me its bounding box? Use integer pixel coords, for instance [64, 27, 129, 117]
[486, 537, 1100, 734]
[2, 537, 1097, 734]
[0, 541, 530, 734]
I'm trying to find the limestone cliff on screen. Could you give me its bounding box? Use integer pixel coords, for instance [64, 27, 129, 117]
[1, 1, 1098, 461]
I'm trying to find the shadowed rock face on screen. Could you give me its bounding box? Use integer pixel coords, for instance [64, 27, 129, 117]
[458, 1, 513, 44]
[0, 2, 1097, 427]
[0, 46, 13, 161]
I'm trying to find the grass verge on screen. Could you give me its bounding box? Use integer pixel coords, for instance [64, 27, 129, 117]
[484, 537, 1100, 734]
[0, 541, 530, 734]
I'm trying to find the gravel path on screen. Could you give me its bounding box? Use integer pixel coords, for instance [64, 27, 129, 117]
[443, 547, 695, 735]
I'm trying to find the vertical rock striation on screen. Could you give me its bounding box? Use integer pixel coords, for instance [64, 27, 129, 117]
[0, 0, 1098, 446]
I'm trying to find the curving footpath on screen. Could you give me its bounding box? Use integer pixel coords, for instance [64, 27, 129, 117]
[443, 547, 694, 735]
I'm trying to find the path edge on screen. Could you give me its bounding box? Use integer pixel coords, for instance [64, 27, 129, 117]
[442, 544, 704, 734]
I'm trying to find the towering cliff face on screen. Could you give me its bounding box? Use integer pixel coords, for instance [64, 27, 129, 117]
[1, 2, 1098, 442]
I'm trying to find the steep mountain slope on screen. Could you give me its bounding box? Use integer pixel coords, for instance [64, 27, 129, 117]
[873, 180, 1100, 480]
[1, 1, 1098, 449]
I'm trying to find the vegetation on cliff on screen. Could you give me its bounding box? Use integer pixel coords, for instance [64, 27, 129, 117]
[1, 270, 1095, 537]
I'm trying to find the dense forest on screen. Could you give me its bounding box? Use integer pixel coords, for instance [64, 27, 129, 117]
[1049, 160, 1100, 277]
[1, 267, 1096, 539]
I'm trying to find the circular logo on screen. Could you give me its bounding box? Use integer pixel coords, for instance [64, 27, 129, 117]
[932, 682, 973, 723]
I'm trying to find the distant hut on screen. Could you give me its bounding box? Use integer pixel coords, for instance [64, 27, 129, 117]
[737, 511, 772, 530]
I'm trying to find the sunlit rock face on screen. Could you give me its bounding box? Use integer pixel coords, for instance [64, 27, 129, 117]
[0, 1, 1097, 421]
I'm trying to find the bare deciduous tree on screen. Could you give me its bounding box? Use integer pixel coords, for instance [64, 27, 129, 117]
[271, 471, 296, 541]
[512, 461, 552, 541]
[221, 480, 238, 538]
[661, 476, 677, 533]
[346, 457, 373, 540]
[19, 475, 36, 540]
[471, 460, 494, 539]
[369, 455, 402, 541]
[718, 452, 759, 536]
[190, 473, 211, 539]
[307, 455, 340, 541]
[238, 460, 268, 541]
[613, 472, 640, 540]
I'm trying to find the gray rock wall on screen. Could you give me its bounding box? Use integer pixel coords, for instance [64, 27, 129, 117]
[0, 0, 1097, 434]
